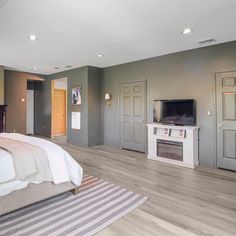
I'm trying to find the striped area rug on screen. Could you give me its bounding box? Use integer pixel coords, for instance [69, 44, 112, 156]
[0, 175, 148, 236]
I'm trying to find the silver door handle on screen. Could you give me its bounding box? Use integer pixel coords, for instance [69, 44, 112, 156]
[218, 123, 222, 128]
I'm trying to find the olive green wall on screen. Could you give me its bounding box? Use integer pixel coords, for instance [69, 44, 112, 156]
[87, 67, 102, 146]
[36, 66, 102, 147]
[45, 67, 89, 146]
[102, 41, 236, 168]
[3, 40, 236, 168]
[0, 66, 4, 104]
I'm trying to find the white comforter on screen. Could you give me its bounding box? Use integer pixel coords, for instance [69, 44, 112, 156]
[0, 133, 83, 196]
[0, 148, 15, 183]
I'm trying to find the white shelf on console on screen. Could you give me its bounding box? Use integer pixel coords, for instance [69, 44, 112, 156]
[147, 123, 199, 169]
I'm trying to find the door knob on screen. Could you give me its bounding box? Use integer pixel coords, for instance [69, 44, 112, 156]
[218, 123, 222, 128]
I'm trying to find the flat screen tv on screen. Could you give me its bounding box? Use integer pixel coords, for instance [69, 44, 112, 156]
[153, 99, 196, 126]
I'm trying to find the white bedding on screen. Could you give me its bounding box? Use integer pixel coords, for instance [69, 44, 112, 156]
[0, 149, 15, 183]
[0, 133, 83, 196]
[0, 180, 28, 197]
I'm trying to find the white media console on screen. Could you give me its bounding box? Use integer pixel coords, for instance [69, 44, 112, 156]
[147, 124, 199, 169]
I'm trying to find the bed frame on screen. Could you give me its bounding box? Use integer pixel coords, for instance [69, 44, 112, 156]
[0, 182, 79, 216]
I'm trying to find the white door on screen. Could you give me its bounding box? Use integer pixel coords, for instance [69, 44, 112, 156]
[26, 90, 34, 135]
[119, 81, 146, 152]
[216, 71, 236, 171]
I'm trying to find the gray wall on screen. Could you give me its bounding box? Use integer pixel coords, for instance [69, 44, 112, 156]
[88, 67, 102, 146]
[4, 40, 236, 168]
[36, 67, 88, 145]
[66, 67, 88, 146]
[102, 41, 236, 168]
[0, 66, 4, 104]
[36, 66, 102, 147]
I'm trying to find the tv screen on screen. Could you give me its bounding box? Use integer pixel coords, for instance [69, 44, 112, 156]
[153, 99, 196, 125]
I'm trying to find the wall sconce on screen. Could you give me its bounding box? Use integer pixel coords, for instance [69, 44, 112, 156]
[105, 93, 112, 106]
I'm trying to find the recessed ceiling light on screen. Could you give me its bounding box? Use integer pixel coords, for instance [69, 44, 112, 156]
[33, 67, 38, 70]
[97, 54, 104, 58]
[28, 34, 38, 41]
[182, 28, 193, 35]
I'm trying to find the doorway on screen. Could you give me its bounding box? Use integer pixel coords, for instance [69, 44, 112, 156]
[26, 90, 34, 135]
[216, 71, 236, 171]
[51, 78, 67, 138]
[119, 81, 146, 152]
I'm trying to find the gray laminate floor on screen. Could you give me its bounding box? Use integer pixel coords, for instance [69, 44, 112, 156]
[55, 142, 236, 236]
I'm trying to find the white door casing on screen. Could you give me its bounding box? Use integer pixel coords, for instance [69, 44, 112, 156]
[26, 90, 34, 135]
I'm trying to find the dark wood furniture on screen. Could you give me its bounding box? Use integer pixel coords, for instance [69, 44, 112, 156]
[0, 105, 7, 133]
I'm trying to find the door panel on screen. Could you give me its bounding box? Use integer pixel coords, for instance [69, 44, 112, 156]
[133, 85, 142, 93]
[222, 77, 236, 87]
[123, 86, 131, 94]
[133, 123, 144, 144]
[123, 122, 131, 141]
[216, 71, 236, 170]
[223, 130, 236, 160]
[52, 89, 66, 136]
[120, 81, 146, 152]
[223, 92, 236, 120]
[123, 96, 131, 116]
[134, 96, 142, 116]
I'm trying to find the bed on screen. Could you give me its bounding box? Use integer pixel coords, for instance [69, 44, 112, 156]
[0, 133, 83, 216]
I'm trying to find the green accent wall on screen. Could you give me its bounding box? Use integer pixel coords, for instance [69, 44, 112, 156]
[3, 40, 236, 168]
[102, 41, 236, 168]
[36, 66, 102, 147]
[87, 67, 102, 146]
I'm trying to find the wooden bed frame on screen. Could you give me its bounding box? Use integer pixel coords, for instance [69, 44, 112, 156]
[0, 182, 79, 216]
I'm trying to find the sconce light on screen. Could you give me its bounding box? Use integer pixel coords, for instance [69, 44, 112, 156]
[105, 93, 112, 106]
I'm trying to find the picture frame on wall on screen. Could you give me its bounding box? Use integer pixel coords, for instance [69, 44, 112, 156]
[72, 86, 82, 105]
[71, 111, 81, 130]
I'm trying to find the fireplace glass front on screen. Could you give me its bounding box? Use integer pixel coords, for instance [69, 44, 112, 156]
[157, 139, 183, 161]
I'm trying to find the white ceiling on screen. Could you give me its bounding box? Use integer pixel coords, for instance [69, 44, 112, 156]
[0, 0, 236, 75]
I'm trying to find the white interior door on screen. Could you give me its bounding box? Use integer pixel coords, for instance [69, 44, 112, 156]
[26, 90, 34, 135]
[216, 71, 236, 171]
[119, 81, 146, 152]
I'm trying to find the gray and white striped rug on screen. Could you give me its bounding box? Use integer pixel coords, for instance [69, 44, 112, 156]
[0, 175, 148, 236]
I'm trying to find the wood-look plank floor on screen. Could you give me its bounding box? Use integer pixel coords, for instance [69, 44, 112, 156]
[55, 141, 236, 236]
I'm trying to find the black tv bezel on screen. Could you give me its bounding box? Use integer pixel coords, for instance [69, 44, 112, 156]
[153, 99, 196, 126]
